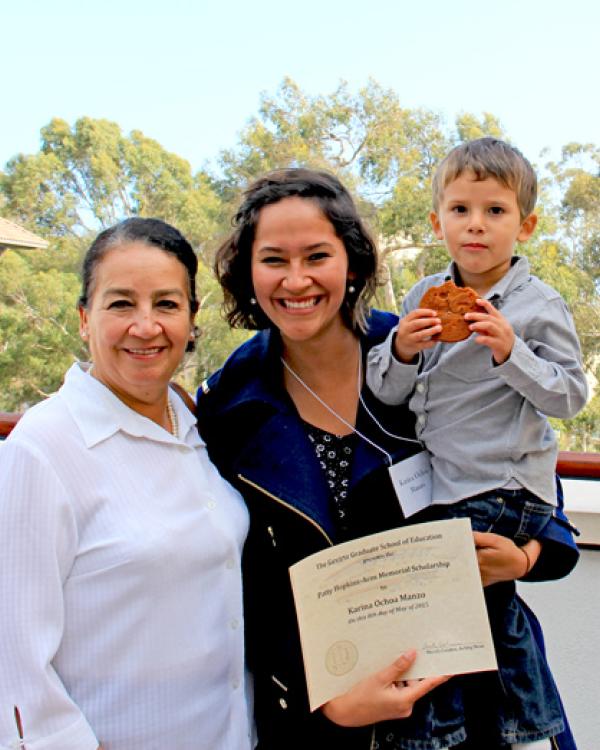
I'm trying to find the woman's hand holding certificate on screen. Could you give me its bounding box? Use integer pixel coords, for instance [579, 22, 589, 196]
[289, 518, 497, 711]
[321, 650, 450, 726]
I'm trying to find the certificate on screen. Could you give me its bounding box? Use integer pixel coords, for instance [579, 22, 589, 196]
[289, 518, 497, 710]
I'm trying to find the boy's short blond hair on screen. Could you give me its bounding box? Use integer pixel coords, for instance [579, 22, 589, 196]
[432, 137, 537, 220]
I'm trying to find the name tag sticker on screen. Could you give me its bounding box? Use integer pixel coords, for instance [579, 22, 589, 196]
[388, 451, 433, 517]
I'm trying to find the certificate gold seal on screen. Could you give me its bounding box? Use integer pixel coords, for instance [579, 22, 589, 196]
[325, 640, 358, 676]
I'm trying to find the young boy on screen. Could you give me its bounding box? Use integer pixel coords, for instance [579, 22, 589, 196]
[366, 137, 588, 749]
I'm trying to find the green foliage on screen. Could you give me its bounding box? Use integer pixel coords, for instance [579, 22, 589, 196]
[1, 117, 226, 259]
[455, 112, 506, 143]
[546, 143, 600, 284]
[0, 84, 598, 449]
[0, 250, 86, 410]
[178, 261, 251, 391]
[551, 389, 600, 452]
[217, 78, 451, 246]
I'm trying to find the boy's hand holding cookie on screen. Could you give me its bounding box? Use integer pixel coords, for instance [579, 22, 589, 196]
[413, 280, 481, 348]
[466, 298, 515, 364]
[394, 309, 442, 362]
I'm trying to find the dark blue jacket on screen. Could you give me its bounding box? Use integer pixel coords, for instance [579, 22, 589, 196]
[197, 309, 578, 750]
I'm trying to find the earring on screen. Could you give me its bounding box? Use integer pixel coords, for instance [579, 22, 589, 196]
[347, 285, 356, 294]
[81, 330, 88, 339]
[250, 297, 257, 305]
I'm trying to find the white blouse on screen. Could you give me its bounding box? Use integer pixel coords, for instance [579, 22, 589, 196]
[0, 364, 253, 750]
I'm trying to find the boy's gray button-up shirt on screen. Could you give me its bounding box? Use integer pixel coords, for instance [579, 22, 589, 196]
[366, 257, 588, 506]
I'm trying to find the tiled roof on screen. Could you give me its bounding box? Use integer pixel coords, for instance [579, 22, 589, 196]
[0, 217, 48, 250]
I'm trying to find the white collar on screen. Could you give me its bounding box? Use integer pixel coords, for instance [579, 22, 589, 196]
[59, 363, 203, 450]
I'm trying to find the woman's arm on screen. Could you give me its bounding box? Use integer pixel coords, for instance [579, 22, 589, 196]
[321, 650, 449, 727]
[0, 440, 99, 750]
[474, 476, 579, 586]
[474, 532, 542, 586]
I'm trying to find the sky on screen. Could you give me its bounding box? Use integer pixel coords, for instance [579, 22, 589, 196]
[2, 0, 598, 174]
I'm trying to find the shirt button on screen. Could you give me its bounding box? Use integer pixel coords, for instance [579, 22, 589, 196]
[232, 678, 240, 689]
[226, 558, 235, 569]
[279, 698, 288, 710]
[416, 383, 425, 393]
[207, 500, 217, 510]
[230, 618, 240, 630]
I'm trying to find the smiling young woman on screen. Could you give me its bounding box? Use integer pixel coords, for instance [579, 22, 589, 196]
[199, 168, 579, 750]
[250, 196, 354, 348]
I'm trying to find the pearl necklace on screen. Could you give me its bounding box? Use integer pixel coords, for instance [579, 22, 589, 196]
[166, 398, 179, 438]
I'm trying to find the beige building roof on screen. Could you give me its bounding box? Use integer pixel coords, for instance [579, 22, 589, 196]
[0, 217, 48, 250]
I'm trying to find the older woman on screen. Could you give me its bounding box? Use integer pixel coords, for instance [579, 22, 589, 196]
[196, 169, 578, 750]
[0, 218, 253, 749]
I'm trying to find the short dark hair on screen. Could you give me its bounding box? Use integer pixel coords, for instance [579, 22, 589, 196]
[79, 217, 199, 350]
[214, 168, 379, 332]
[432, 137, 537, 220]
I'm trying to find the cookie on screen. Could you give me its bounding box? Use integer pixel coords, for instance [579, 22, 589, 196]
[419, 280, 480, 342]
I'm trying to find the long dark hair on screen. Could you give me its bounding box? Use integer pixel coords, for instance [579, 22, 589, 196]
[215, 168, 379, 332]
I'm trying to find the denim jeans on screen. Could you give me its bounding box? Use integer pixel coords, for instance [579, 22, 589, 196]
[374, 489, 564, 749]
[440, 488, 554, 544]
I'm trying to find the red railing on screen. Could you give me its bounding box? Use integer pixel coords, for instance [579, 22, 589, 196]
[556, 452, 600, 478]
[0, 412, 20, 437]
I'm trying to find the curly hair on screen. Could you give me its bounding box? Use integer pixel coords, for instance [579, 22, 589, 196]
[214, 168, 379, 332]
